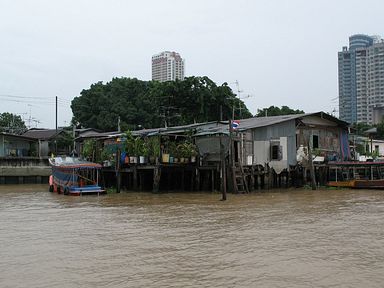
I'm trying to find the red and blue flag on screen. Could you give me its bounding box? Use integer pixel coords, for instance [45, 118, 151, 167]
[232, 120, 240, 129]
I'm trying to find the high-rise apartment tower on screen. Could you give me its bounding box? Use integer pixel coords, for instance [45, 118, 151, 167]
[338, 34, 384, 124]
[152, 51, 185, 82]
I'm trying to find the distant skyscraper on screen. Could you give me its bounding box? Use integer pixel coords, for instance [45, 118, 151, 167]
[152, 51, 185, 82]
[338, 34, 384, 124]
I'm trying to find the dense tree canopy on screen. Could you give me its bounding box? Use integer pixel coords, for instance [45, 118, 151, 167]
[255, 106, 304, 117]
[351, 122, 373, 136]
[0, 112, 27, 135]
[71, 76, 252, 131]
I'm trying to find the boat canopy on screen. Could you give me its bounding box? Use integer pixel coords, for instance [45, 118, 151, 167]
[49, 157, 102, 170]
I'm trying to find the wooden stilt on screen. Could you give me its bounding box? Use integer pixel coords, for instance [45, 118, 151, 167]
[181, 168, 185, 191]
[308, 142, 317, 190]
[116, 148, 121, 193]
[133, 166, 138, 191]
[153, 165, 161, 193]
[139, 172, 143, 191]
[196, 168, 200, 191]
[250, 166, 255, 192]
[220, 136, 227, 200]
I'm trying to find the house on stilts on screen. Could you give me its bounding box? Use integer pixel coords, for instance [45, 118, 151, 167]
[75, 111, 350, 192]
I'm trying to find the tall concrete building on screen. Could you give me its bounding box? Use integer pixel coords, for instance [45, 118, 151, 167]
[151, 51, 185, 82]
[338, 34, 384, 124]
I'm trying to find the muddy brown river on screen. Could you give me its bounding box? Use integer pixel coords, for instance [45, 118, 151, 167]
[0, 185, 383, 287]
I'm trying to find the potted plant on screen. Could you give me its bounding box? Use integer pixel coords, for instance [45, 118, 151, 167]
[100, 148, 113, 167]
[82, 139, 96, 161]
[168, 141, 178, 163]
[140, 139, 149, 164]
[124, 130, 136, 164]
[179, 141, 198, 163]
[133, 137, 145, 164]
[161, 136, 170, 163]
[189, 142, 198, 163]
[147, 136, 160, 164]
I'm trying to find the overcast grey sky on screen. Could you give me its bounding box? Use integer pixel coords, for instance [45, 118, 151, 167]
[1, 0, 383, 128]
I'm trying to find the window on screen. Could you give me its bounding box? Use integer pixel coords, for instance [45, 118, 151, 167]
[312, 135, 319, 149]
[270, 141, 282, 160]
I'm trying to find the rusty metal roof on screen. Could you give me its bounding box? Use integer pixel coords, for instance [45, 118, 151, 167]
[22, 129, 64, 140]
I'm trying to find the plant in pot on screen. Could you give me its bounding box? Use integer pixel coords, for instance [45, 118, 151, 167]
[124, 131, 135, 164]
[180, 141, 198, 163]
[100, 148, 113, 167]
[168, 141, 178, 163]
[161, 136, 170, 163]
[147, 136, 160, 164]
[82, 139, 96, 161]
[188, 142, 198, 163]
[176, 142, 186, 163]
[133, 137, 145, 164]
[140, 139, 149, 164]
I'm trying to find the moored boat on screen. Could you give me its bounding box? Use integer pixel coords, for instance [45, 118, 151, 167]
[49, 157, 105, 196]
[327, 161, 384, 189]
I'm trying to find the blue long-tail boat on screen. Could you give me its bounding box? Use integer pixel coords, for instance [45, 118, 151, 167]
[49, 157, 105, 196]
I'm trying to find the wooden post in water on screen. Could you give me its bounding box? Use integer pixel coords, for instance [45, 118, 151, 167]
[307, 140, 317, 190]
[250, 166, 255, 192]
[133, 166, 138, 191]
[229, 120, 238, 193]
[153, 165, 161, 193]
[196, 167, 200, 191]
[220, 136, 227, 200]
[181, 168, 185, 191]
[116, 148, 121, 193]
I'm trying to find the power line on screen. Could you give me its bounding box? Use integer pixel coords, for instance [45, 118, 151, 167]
[0, 94, 52, 100]
[0, 94, 73, 103]
[0, 98, 69, 107]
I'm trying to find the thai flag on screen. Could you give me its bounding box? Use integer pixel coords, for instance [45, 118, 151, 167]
[232, 120, 240, 129]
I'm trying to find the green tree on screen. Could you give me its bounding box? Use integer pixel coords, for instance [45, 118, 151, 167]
[0, 112, 27, 135]
[255, 106, 304, 117]
[71, 76, 252, 131]
[376, 121, 384, 140]
[352, 122, 373, 136]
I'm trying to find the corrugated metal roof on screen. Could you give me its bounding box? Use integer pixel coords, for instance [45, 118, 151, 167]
[365, 127, 377, 134]
[235, 112, 349, 131]
[0, 132, 38, 141]
[22, 129, 64, 140]
[75, 112, 348, 140]
[235, 114, 305, 130]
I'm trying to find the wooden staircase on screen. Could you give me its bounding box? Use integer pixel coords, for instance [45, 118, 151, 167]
[232, 164, 249, 194]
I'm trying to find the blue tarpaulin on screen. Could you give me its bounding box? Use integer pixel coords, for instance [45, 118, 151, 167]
[340, 130, 351, 161]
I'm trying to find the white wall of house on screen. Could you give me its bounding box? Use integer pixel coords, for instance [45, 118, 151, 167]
[371, 140, 384, 156]
[254, 136, 288, 173]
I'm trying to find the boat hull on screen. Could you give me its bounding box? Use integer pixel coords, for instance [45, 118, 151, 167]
[327, 179, 384, 189]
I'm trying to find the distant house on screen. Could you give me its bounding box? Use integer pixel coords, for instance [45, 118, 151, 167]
[194, 112, 350, 173]
[74, 128, 102, 138]
[0, 132, 38, 157]
[74, 129, 122, 156]
[240, 112, 349, 168]
[22, 128, 66, 156]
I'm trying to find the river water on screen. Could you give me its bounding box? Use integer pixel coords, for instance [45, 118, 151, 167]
[0, 185, 383, 288]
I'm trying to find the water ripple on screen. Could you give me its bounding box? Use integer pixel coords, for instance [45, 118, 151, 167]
[0, 186, 384, 287]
